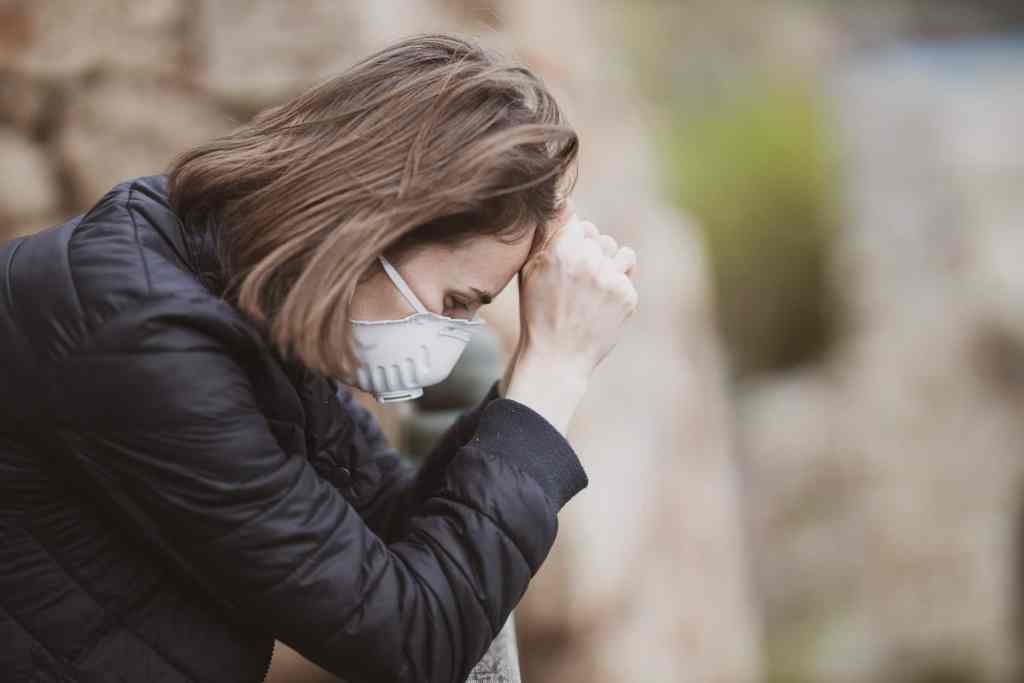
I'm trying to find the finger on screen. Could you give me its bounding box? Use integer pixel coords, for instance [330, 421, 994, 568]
[580, 221, 599, 241]
[552, 214, 585, 255]
[579, 234, 604, 273]
[598, 261, 638, 313]
[612, 246, 637, 283]
[595, 233, 618, 258]
[625, 282, 639, 315]
[538, 203, 579, 253]
[535, 214, 573, 256]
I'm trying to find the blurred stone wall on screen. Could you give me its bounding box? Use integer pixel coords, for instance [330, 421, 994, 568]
[1, 1, 761, 682]
[738, 40, 1024, 683]
[489, 4, 761, 681]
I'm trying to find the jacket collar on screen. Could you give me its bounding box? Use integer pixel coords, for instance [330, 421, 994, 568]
[131, 173, 230, 299]
[146, 174, 320, 386]
[140, 174, 230, 299]
[181, 212, 230, 299]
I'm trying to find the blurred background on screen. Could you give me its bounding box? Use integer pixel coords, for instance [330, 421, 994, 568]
[3, 1, 1024, 681]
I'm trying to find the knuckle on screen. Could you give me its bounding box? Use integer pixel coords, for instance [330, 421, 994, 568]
[616, 277, 638, 301]
[614, 247, 636, 269]
[597, 269, 623, 292]
[597, 272, 618, 292]
[553, 244, 574, 267]
[562, 256, 581, 277]
[568, 252, 591, 276]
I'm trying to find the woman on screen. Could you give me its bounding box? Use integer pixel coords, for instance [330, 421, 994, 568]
[0, 33, 638, 683]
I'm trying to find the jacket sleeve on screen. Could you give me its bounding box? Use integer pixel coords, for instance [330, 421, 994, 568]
[50, 296, 589, 683]
[336, 378, 505, 543]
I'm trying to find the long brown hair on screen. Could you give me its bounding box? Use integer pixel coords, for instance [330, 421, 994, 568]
[166, 32, 579, 378]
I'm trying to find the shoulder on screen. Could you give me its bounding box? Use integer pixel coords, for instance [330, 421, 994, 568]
[49, 293, 273, 433]
[1, 175, 273, 427]
[4, 174, 220, 361]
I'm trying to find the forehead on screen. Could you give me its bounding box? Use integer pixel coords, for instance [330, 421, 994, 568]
[439, 228, 537, 291]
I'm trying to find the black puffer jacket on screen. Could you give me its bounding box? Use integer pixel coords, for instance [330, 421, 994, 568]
[0, 174, 589, 683]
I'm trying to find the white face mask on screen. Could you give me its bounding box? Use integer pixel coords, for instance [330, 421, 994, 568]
[339, 254, 487, 403]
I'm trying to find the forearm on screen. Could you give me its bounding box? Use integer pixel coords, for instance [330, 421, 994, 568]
[355, 378, 502, 541]
[503, 349, 589, 437]
[355, 345, 587, 539]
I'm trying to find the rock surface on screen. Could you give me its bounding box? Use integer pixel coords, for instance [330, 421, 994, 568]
[0, 2, 762, 682]
[740, 40, 1024, 683]
[0, 126, 59, 230]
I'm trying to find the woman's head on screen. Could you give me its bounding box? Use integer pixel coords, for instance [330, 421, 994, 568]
[167, 32, 579, 378]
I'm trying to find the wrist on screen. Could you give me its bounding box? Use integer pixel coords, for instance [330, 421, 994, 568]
[498, 350, 517, 398]
[515, 345, 590, 395]
[505, 349, 589, 437]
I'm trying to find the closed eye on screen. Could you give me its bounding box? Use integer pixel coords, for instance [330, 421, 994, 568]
[444, 295, 474, 318]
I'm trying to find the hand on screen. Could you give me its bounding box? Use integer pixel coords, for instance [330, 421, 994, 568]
[515, 197, 639, 381]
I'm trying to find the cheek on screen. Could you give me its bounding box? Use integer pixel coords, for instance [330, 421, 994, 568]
[399, 265, 451, 316]
[422, 285, 450, 316]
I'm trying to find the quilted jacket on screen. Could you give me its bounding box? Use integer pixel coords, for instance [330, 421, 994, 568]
[0, 174, 589, 683]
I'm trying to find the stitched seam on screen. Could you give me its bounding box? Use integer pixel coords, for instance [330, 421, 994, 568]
[333, 543, 392, 629]
[67, 422, 312, 551]
[0, 598, 57, 666]
[419, 515, 498, 637]
[2, 603, 86, 682]
[196, 454, 312, 549]
[388, 545, 457, 679]
[350, 454, 415, 514]
[258, 480, 354, 594]
[423, 492, 534, 579]
[65, 184, 132, 323]
[4, 236, 26, 319]
[19, 524, 199, 683]
[127, 181, 154, 297]
[51, 292, 179, 363]
[3, 523, 105, 663]
[454, 441, 562, 526]
[503, 458, 559, 513]
[54, 290, 243, 364]
[465, 443, 561, 516]
[57, 177, 248, 362]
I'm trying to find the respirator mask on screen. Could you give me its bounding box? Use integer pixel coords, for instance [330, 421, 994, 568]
[339, 254, 487, 403]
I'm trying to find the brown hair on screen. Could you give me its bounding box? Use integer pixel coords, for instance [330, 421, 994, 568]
[166, 32, 579, 378]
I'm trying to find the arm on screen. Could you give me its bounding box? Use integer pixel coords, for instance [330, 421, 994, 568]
[340, 343, 585, 544]
[51, 296, 588, 683]
[337, 377, 503, 543]
[333, 338, 521, 541]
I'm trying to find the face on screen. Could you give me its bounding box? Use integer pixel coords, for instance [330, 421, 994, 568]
[351, 226, 539, 322]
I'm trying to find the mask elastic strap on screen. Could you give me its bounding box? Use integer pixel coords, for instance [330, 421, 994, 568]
[378, 255, 430, 315]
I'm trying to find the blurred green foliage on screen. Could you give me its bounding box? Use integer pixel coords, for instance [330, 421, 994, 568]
[656, 73, 843, 377]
